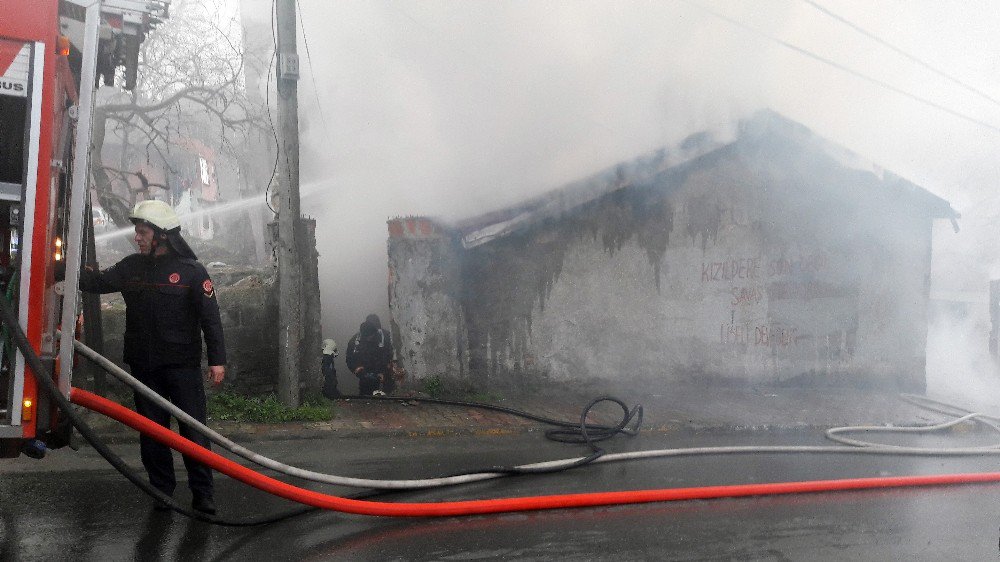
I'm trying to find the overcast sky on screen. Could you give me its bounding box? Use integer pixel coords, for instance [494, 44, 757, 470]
[235, 1, 1000, 371]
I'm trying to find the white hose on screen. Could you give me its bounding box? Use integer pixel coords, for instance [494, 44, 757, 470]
[70, 337, 1000, 490]
[72, 337, 496, 489]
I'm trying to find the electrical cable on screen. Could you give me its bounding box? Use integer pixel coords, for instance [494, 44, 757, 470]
[262, 0, 280, 215]
[271, 0, 295, 212]
[799, 0, 1000, 109]
[294, 0, 333, 144]
[680, 0, 1000, 135]
[70, 387, 1000, 518]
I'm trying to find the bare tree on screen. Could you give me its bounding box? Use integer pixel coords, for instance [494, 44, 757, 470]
[91, 0, 267, 228]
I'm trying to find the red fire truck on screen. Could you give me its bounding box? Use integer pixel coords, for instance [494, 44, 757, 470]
[0, 0, 166, 458]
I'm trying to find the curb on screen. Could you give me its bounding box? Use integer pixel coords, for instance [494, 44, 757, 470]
[76, 418, 885, 446]
[71, 392, 948, 445]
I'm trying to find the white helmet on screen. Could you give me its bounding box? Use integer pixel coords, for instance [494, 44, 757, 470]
[129, 199, 180, 232]
[322, 339, 338, 356]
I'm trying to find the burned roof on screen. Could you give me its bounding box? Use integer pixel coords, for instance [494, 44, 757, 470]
[449, 110, 957, 249]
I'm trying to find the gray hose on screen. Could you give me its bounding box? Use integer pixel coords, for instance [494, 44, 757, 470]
[69, 336, 1000, 491]
[70, 336, 502, 489]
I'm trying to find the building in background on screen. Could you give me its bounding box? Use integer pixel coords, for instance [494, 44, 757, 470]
[388, 111, 957, 393]
[97, 135, 221, 241]
[172, 138, 220, 241]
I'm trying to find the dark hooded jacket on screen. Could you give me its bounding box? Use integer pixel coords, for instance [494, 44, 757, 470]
[345, 314, 393, 377]
[165, 228, 198, 260]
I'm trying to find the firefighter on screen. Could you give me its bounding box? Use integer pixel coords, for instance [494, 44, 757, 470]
[346, 314, 394, 395]
[321, 338, 341, 399]
[77, 200, 226, 514]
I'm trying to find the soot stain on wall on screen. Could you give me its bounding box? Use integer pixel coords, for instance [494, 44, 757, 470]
[460, 177, 680, 383]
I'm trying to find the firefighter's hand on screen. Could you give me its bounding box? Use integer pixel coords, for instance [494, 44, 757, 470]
[207, 365, 225, 386]
[354, 366, 363, 375]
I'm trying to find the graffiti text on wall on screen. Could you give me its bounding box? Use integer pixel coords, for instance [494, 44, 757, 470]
[702, 258, 762, 282]
[710, 252, 829, 349]
[767, 253, 829, 277]
[731, 286, 764, 306]
[702, 253, 829, 283]
[720, 323, 798, 347]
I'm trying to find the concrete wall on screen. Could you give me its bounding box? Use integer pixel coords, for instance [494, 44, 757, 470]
[387, 218, 465, 385]
[389, 138, 936, 391]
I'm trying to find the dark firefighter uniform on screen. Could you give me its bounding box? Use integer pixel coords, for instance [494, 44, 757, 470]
[80, 252, 226, 501]
[346, 314, 394, 395]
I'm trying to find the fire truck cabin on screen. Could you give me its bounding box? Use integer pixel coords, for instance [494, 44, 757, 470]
[0, 0, 167, 458]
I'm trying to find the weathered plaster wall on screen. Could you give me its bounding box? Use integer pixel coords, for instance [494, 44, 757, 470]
[387, 218, 465, 384]
[450, 142, 933, 391]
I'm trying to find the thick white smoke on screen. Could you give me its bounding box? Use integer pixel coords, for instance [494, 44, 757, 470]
[237, 1, 1000, 395]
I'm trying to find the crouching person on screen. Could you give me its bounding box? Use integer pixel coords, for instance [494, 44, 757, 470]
[346, 314, 394, 396]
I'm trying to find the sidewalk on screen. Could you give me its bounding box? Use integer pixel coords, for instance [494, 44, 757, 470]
[79, 384, 984, 443]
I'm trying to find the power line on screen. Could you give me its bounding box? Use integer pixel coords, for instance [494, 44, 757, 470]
[800, 0, 1000, 109]
[295, 0, 333, 144]
[263, 0, 280, 214]
[681, 0, 1000, 135]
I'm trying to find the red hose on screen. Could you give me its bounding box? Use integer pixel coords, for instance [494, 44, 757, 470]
[70, 387, 1000, 518]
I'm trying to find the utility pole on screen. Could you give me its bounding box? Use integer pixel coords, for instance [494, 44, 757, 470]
[275, 0, 302, 406]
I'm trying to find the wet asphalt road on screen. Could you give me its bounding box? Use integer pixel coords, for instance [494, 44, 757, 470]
[3, 430, 1000, 560]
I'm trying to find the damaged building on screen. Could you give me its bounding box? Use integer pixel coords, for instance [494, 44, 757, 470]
[387, 111, 957, 392]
